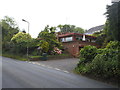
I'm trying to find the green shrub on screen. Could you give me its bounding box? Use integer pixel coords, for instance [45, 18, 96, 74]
[89, 48, 120, 79]
[75, 41, 120, 81]
[79, 45, 97, 64]
[76, 45, 97, 73]
[106, 41, 120, 50]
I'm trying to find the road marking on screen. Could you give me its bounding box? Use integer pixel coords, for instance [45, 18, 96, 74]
[63, 70, 69, 73]
[27, 61, 70, 74]
[54, 68, 60, 71]
[32, 62, 35, 64]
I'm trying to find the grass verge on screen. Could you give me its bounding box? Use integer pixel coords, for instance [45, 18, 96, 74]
[2, 53, 28, 61]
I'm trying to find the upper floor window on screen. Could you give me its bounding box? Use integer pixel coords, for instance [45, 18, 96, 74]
[60, 37, 73, 42]
[66, 37, 73, 42]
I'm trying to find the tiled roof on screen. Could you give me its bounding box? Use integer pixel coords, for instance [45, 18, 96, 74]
[85, 25, 104, 35]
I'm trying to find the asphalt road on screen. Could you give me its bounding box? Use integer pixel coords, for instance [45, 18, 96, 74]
[2, 57, 117, 88]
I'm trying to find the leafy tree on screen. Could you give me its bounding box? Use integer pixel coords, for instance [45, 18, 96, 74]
[105, 1, 120, 41]
[38, 25, 62, 54]
[39, 40, 49, 53]
[11, 32, 32, 54]
[11, 32, 32, 47]
[0, 16, 19, 52]
[0, 16, 19, 42]
[57, 24, 84, 34]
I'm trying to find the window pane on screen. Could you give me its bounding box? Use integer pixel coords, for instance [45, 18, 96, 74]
[66, 37, 73, 42]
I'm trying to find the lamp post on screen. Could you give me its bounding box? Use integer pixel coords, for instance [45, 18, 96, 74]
[22, 19, 30, 60]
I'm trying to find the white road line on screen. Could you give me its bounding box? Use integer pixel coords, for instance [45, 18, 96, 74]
[63, 70, 69, 73]
[32, 62, 35, 64]
[54, 68, 61, 71]
[27, 62, 70, 74]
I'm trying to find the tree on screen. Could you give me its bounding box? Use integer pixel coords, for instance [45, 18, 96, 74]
[37, 25, 62, 54]
[0, 16, 19, 52]
[57, 24, 84, 34]
[11, 32, 32, 54]
[39, 40, 49, 53]
[74, 27, 84, 33]
[0, 16, 19, 42]
[11, 32, 32, 47]
[105, 1, 120, 41]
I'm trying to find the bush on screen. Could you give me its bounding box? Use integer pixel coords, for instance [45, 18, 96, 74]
[75, 41, 120, 81]
[79, 45, 97, 64]
[89, 48, 120, 79]
[106, 41, 120, 50]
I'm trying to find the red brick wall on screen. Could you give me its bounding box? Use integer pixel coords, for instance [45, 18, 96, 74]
[62, 41, 79, 57]
[62, 41, 100, 57]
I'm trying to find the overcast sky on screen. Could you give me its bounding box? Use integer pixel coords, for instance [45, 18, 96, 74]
[0, 0, 111, 38]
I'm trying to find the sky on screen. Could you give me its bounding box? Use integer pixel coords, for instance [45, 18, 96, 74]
[0, 0, 112, 38]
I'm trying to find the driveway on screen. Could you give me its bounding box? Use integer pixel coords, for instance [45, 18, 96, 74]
[31, 58, 79, 73]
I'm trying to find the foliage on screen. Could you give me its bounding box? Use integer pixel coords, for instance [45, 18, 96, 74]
[79, 45, 97, 65]
[106, 41, 120, 50]
[93, 1, 120, 46]
[11, 32, 31, 44]
[92, 20, 114, 47]
[10, 32, 32, 54]
[57, 24, 84, 34]
[37, 25, 62, 54]
[105, 1, 120, 41]
[39, 40, 49, 53]
[29, 38, 40, 48]
[95, 32, 107, 46]
[101, 20, 114, 48]
[1, 16, 19, 42]
[88, 48, 120, 79]
[76, 41, 120, 81]
[1, 16, 19, 51]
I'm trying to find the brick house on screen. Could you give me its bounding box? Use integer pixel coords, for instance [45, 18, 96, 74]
[57, 33, 100, 57]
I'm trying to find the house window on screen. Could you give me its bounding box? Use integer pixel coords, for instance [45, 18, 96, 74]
[65, 37, 73, 42]
[60, 37, 73, 42]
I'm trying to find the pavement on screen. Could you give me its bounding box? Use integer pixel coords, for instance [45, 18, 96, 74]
[31, 58, 79, 73]
[2, 56, 118, 88]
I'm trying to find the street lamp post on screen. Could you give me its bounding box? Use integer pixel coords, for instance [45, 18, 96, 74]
[22, 19, 30, 60]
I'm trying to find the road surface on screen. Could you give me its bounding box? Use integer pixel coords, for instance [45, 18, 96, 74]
[2, 57, 117, 88]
